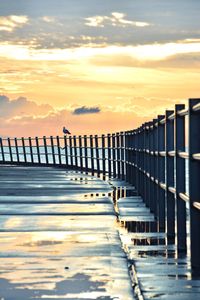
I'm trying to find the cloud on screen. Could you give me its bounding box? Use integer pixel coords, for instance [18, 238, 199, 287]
[72, 106, 101, 115]
[0, 95, 53, 118]
[42, 16, 56, 23]
[85, 12, 150, 28]
[0, 15, 28, 32]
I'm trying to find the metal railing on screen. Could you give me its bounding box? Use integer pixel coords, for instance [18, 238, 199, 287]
[0, 98, 200, 271]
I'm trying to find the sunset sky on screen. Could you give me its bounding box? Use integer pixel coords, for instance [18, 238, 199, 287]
[0, 0, 200, 137]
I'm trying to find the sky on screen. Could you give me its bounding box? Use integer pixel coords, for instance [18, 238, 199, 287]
[0, 0, 200, 137]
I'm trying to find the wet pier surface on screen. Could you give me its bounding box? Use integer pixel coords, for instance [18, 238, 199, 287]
[0, 165, 134, 300]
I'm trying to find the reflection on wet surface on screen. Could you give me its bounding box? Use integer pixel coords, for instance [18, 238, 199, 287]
[0, 166, 134, 300]
[116, 192, 200, 299]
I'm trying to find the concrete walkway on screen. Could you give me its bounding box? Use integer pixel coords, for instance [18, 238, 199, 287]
[0, 165, 134, 300]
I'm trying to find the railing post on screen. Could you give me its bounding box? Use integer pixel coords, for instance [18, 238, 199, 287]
[73, 136, 78, 168]
[22, 137, 27, 163]
[50, 136, 56, 165]
[8, 138, 13, 163]
[120, 132, 125, 180]
[107, 134, 112, 178]
[102, 134, 106, 176]
[188, 98, 200, 271]
[175, 104, 187, 253]
[43, 136, 49, 165]
[116, 133, 121, 179]
[29, 137, 34, 164]
[112, 133, 116, 177]
[56, 136, 61, 165]
[14, 138, 19, 163]
[69, 136, 73, 167]
[90, 135, 94, 172]
[166, 110, 175, 242]
[84, 135, 88, 171]
[35, 137, 40, 164]
[158, 117, 165, 232]
[79, 136, 83, 169]
[95, 135, 100, 175]
[146, 123, 152, 208]
[0, 138, 5, 162]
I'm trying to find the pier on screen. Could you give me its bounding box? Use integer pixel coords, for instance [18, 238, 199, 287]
[1, 98, 200, 299]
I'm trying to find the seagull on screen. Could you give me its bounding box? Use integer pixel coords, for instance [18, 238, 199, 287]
[63, 126, 71, 135]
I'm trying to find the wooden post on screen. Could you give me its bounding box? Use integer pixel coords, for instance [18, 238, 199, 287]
[95, 135, 100, 174]
[8, 138, 13, 163]
[69, 136, 73, 167]
[14, 138, 19, 162]
[107, 134, 112, 178]
[175, 104, 186, 253]
[64, 135, 69, 167]
[29, 137, 34, 164]
[50, 136, 56, 165]
[165, 110, 175, 242]
[90, 135, 94, 172]
[112, 133, 116, 177]
[84, 135, 88, 171]
[78, 136, 83, 169]
[43, 136, 49, 164]
[188, 98, 200, 271]
[116, 133, 121, 179]
[158, 117, 165, 232]
[22, 137, 27, 163]
[73, 136, 78, 168]
[0, 138, 5, 162]
[120, 132, 125, 180]
[56, 136, 62, 165]
[35, 137, 40, 164]
[102, 134, 106, 176]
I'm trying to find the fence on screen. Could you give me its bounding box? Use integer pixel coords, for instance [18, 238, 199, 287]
[0, 98, 200, 271]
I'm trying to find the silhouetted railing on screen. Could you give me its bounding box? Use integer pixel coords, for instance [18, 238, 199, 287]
[0, 98, 200, 271]
[0, 133, 126, 179]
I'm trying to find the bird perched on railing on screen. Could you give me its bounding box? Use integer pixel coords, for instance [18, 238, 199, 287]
[63, 127, 71, 135]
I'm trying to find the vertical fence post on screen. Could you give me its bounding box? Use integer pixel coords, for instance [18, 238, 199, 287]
[165, 110, 175, 242]
[132, 131, 137, 187]
[56, 136, 61, 165]
[125, 132, 129, 182]
[73, 136, 78, 168]
[35, 137, 40, 164]
[175, 104, 187, 253]
[188, 98, 200, 271]
[158, 117, 165, 232]
[0, 138, 5, 162]
[143, 123, 148, 206]
[149, 122, 154, 213]
[102, 134, 106, 176]
[8, 138, 13, 163]
[95, 135, 100, 175]
[112, 133, 116, 177]
[84, 135, 88, 171]
[22, 137, 27, 163]
[50, 136, 56, 165]
[69, 136, 73, 167]
[120, 132, 125, 180]
[14, 138, 19, 163]
[146, 123, 152, 208]
[90, 135, 94, 172]
[116, 133, 121, 179]
[43, 136, 49, 165]
[107, 134, 112, 178]
[79, 136, 83, 169]
[29, 137, 34, 164]
[64, 136, 69, 167]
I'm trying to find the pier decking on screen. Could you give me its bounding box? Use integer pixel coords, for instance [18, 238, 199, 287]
[0, 165, 134, 300]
